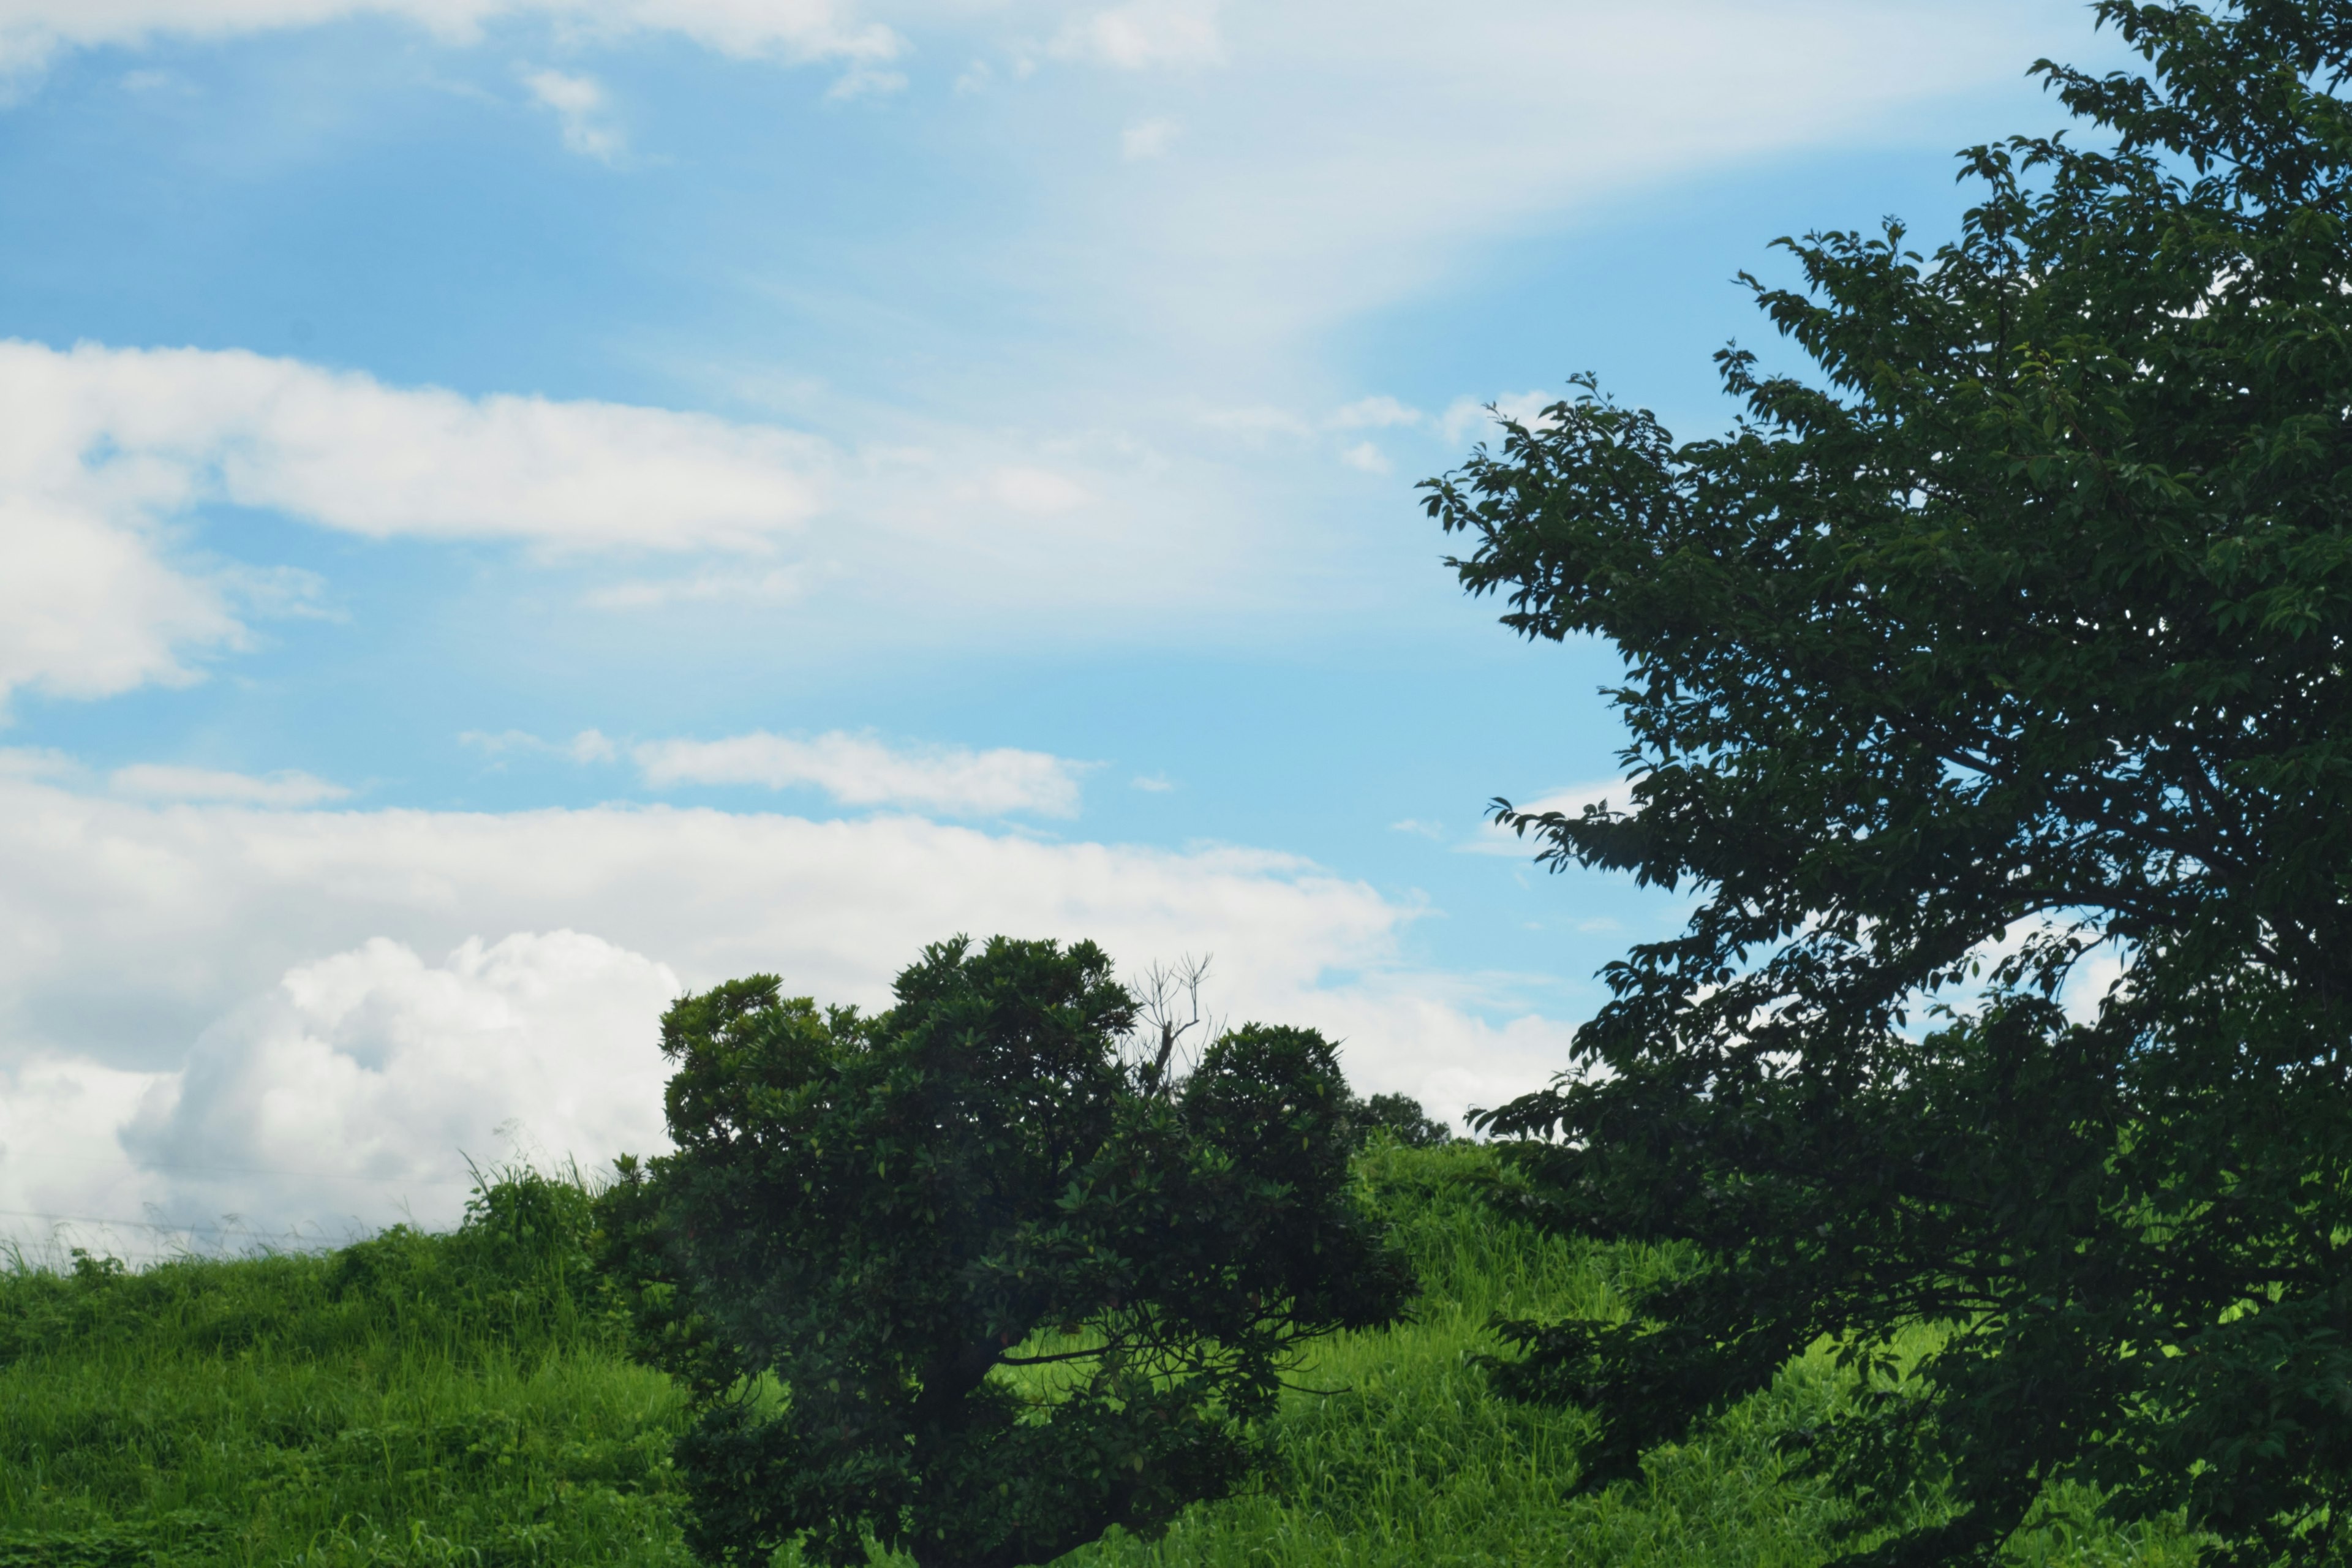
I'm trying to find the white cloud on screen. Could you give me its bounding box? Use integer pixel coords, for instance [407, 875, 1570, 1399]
[110, 764, 350, 807]
[1055, 0, 1222, 69]
[0, 747, 77, 780]
[635, 729, 1087, 816]
[983, 465, 1091, 514]
[0, 770, 1574, 1238]
[1439, 390, 1559, 444]
[825, 61, 907, 99]
[1192, 404, 1311, 441]
[521, 65, 623, 160]
[1011, 1, 2082, 368]
[458, 728, 617, 763]
[1460, 779, 1629, 856]
[581, 566, 810, 609]
[0, 0, 899, 80]
[0, 495, 241, 706]
[0, 339, 833, 704]
[0, 340, 829, 551]
[1120, 116, 1180, 160]
[1339, 441, 1389, 475]
[1131, 773, 1174, 792]
[115, 931, 680, 1239]
[0, 337, 1297, 707]
[1329, 396, 1421, 430]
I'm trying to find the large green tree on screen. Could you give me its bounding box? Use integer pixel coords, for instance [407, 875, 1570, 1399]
[1421, 2, 2352, 1562]
[595, 935, 1412, 1568]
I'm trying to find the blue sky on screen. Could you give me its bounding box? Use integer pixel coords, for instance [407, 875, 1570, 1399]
[0, 0, 2124, 1254]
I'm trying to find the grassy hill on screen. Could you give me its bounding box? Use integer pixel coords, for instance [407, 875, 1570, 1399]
[0, 1146, 2193, 1567]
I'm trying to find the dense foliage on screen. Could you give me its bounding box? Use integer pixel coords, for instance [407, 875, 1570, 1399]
[1420, 2, 2352, 1562]
[595, 936, 1415, 1568]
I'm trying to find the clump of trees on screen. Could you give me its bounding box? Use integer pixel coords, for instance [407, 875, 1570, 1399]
[1424, 1, 2352, 1562]
[596, 935, 1413, 1568]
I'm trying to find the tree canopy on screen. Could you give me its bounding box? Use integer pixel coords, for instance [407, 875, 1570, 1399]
[1420, 2, 2352, 1562]
[595, 935, 1412, 1568]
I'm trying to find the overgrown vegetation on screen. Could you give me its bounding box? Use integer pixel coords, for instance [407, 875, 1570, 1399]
[0, 1149, 2196, 1566]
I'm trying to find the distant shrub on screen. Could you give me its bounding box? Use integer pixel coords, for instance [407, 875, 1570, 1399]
[1345, 1091, 1457, 1149]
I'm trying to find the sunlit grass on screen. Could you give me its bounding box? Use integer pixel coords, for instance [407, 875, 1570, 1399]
[0, 1149, 2198, 1566]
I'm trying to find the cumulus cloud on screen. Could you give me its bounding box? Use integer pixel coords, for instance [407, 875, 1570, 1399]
[117, 930, 680, 1238]
[0, 771, 1573, 1240]
[635, 730, 1087, 816]
[1338, 441, 1389, 475]
[0, 0, 899, 80]
[521, 66, 623, 159]
[110, 764, 350, 807]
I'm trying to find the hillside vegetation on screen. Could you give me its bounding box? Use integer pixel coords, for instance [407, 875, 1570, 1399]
[0, 1147, 2192, 1567]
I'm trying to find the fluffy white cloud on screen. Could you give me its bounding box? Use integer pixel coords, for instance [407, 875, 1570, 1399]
[635, 730, 1087, 816]
[0, 339, 833, 704]
[0, 496, 239, 705]
[118, 931, 680, 1238]
[0, 340, 829, 551]
[0, 768, 1572, 1242]
[0, 0, 899, 77]
[0, 337, 1280, 708]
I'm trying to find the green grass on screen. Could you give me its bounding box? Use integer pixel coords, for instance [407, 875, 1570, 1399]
[0, 1148, 2196, 1567]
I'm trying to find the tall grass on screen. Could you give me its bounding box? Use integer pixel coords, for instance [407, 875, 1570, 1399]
[0, 1148, 2196, 1566]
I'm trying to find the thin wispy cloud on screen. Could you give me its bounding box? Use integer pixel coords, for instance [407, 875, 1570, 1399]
[521, 67, 624, 160]
[581, 568, 810, 611]
[1329, 396, 1421, 430]
[109, 764, 349, 807]
[1121, 118, 1181, 160]
[634, 730, 1089, 817]
[1054, 0, 1223, 69]
[459, 728, 618, 763]
[1458, 780, 1630, 855]
[1439, 390, 1560, 443]
[0, 0, 900, 79]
